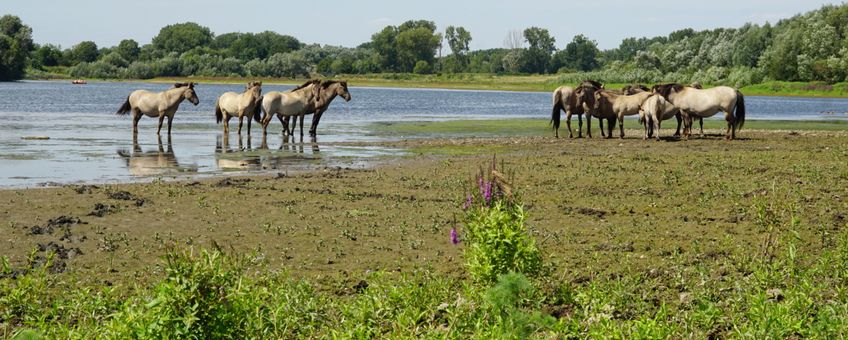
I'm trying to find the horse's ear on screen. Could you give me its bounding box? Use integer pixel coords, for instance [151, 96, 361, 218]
[173, 83, 184, 88]
[190, 82, 196, 88]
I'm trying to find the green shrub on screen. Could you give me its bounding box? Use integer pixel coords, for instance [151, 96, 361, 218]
[413, 60, 431, 74]
[460, 159, 543, 284]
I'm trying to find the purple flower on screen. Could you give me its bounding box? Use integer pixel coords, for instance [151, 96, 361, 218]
[463, 194, 473, 210]
[483, 181, 493, 205]
[450, 228, 459, 245]
[477, 176, 485, 195]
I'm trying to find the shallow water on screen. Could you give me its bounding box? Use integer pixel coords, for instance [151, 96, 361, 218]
[0, 80, 846, 187]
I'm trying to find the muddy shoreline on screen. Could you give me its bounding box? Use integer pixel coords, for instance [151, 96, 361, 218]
[1, 130, 847, 288]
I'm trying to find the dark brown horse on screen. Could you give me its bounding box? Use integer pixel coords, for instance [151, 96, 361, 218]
[276, 80, 352, 139]
[574, 80, 606, 138]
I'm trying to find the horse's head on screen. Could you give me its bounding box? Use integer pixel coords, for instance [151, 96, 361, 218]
[336, 81, 351, 102]
[182, 82, 199, 106]
[246, 81, 262, 97]
[592, 90, 610, 110]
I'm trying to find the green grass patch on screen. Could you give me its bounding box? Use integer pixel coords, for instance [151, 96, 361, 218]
[371, 119, 847, 140]
[741, 81, 848, 98]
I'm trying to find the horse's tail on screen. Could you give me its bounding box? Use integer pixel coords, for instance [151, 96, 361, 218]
[551, 90, 563, 137]
[215, 100, 223, 124]
[116, 96, 131, 116]
[735, 90, 746, 130]
[253, 96, 263, 123]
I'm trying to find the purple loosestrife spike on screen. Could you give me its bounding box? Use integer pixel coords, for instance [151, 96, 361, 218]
[484, 181, 493, 205]
[450, 228, 459, 245]
[477, 176, 485, 196]
[463, 194, 473, 210]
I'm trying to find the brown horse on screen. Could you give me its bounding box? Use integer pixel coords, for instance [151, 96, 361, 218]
[550, 86, 584, 138]
[652, 83, 746, 140]
[116, 82, 200, 135]
[259, 80, 322, 138]
[298, 80, 352, 138]
[215, 81, 263, 135]
[573, 80, 606, 138]
[621, 84, 650, 95]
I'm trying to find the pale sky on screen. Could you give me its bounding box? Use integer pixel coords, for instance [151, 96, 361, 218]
[1, 0, 841, 51]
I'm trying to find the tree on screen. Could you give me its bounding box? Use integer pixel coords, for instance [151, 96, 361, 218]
[445, 26, 472, 72]
[552, 34, 600, 72]
[370, 20, 441, 72]
[152, 22, 213, 54]
[70, 41, 99, 64]
[116, 39, 140, 62]
[0, 15, 33, 80]
[32, 44, 63, 68]
[521, 27, 555, 73]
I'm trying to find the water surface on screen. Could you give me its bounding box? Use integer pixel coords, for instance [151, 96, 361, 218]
[0, 80, 846, 187]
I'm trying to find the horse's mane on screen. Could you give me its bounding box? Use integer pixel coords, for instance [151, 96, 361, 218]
[319, 80, 347, 88]
[690, 82, 703, 89]
[173, 82, 195, 89]
[652, 83, 684, 99]
[291, 79, 320, 92]
[622, 84, 649, 93]
[579, 80, 604, 89]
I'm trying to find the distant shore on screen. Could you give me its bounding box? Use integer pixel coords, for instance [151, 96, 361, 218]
[24, 72, 848, 98]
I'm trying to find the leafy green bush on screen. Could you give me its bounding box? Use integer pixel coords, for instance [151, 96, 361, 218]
[460, 159, 543, 284]
[104, 249, 252, 338]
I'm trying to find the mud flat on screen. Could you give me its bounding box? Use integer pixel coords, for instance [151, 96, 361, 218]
[1, 129, 846, 285]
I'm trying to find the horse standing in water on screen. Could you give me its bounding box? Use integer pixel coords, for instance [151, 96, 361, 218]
[259, 80, 321, 139]
[215, 81, 263, 135]
[652, 83, 746, 140]
[270, 80, 352, 139]
[116, 82, 200, 135]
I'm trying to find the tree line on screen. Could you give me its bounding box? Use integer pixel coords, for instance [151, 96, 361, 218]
[2, 3, 848, 85]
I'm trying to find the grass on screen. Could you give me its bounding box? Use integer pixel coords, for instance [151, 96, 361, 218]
[3, 218, 848, 338]
[369, 118, 848, 140]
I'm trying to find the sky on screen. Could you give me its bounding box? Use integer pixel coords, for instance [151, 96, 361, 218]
[1, 0, 841, 51]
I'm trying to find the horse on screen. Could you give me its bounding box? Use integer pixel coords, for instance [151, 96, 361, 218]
[551, 80, 604, 138]
[215, 81, 263, 135]
[550, 86, 585, 138]
[638, 94, 681, 141]
[593, 90, 653, 139]
[652, 83, 746, 140]
[309, 80, 351, 137]
[259, 80, 322, 139]
[289, 80, 352, 138]
[116, 82, 200, 135]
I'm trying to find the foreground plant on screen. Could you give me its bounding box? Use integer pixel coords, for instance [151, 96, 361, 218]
[460, 157, 543, 284]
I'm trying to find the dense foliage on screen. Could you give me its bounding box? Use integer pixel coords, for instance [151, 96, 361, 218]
[9, 4, 848, 85]
[0, 15, 33, 80]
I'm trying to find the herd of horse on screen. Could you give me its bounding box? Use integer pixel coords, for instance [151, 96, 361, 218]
[116, 79, 351, 139]
[114, 78, 744, 142]
[551, 80, 746, 140]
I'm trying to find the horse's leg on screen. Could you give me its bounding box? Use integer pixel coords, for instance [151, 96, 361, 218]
[598, 118, 607, 138]
[132, 109, 142, 135]
[643, 116, 650, 140]
[586, 113, 593, 138]
[699, 117, 704, 137]
[166, 113, 174, 136]
[156, 113, 165, 135]
[725, 112, 735, 140]
[577, 113, 584, 138]
[246, 111, 252, 136]
[237, 115, 244, 135]
[299, 114, 305, 142]
[566, 111, 573, 138]
[655, 118, 662, 141]
[224, 115, 231, 134]
[309, 111, 323, 137]
[674, 113, 682, 137]
[277, 115, 286, 136]
[618, 113, 625, 139]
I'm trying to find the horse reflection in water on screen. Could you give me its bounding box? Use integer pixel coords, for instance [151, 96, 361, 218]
[215, 133, 322, 171]
[215, 134, 261, 170]
[266, 135, 320, 154]
[117, 136, 196, 176]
